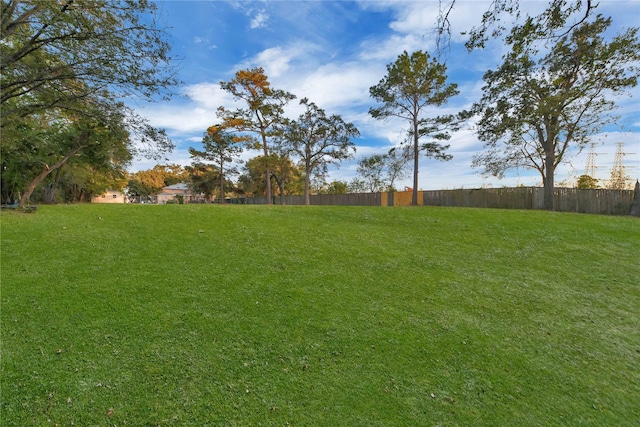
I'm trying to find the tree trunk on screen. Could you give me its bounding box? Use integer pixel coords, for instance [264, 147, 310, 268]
[262, 135, 272, 205]
[279, 181, 286, 205]
[44, 167, 62, 203]
[219, 160, 225, 204]
[304, 173, 310, 206]
[303, 160, 311, 206]
[543, 150, 555, 211]
[412, 118, 419, 206]
[20, 146, 84, 207]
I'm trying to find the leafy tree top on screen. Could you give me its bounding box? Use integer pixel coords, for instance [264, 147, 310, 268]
[1, 0, 179, 120]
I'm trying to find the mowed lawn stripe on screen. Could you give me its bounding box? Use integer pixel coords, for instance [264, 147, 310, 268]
[1, 204, 639, 425]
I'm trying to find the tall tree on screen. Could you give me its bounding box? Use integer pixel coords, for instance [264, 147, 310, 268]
[279, 98, 358, 205]
[0, 0, 178, 120]
[217, 68, 295, 204]
[189, 125, 242, 203]
[472, 15, 640, 210]
[369, 50, 464, 205]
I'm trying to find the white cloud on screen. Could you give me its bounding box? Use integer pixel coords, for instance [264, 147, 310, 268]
[358, 33, 432, 62]
[291, 61, 382, 111]
[182, 83, 236, 110]
[250, 10, 269, 29]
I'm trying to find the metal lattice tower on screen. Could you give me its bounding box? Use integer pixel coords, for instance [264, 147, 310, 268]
[584, 143, 598, 178]
[608, 142, 635, 189]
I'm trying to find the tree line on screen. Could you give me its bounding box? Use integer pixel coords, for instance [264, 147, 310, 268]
[2, 0, 638, 210]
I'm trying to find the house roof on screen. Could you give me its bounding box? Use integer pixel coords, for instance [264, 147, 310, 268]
[163, 183, 190, 190]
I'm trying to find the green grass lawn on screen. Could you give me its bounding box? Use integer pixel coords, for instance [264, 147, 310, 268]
[1, 204, 639, 426]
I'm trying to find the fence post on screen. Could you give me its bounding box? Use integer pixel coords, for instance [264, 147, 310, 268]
[630, 180, 640, 217]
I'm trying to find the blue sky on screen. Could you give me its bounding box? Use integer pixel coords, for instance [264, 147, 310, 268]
[133, 0, 640, 190]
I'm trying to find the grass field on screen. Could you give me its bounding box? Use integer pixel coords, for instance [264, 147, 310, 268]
[1, 204, 639, 426]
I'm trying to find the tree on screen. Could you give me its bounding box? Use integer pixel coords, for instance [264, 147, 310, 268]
[12, 99, 136, 206]
[356, 146, 412, 193]
[268, 153, 303, 205]
[1, 0, 177, 206]
[126, 164, 189, 202]
[325, 180, 348, 195]
[217, 68, 295, 204]
[347, 178, 367, 194]
[189, 126, 242, 203]
[0, 0, 178, 120]
[576, 175, 599, 189]
[279, 97, 358, 205]
[369, 50, 465, 205]
[472, 15, 640, 210]
[356, 155, 386, 193]
[385, 145, 412, 191]
[236, 154, 302, 202]
[187, 163, 235, 202]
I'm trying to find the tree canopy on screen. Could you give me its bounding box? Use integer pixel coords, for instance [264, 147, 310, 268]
[1, 0, 177, 206]
[370, 50, 465, 205]
[189, 126, 243, 203]
[217, 67, 295, 204]
[1, 0, 178, 119]
[278, 98, 358, 205]
[472, 15, 640, 210]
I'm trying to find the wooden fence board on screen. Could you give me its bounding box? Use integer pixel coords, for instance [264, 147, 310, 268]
[241, 187, 635, 215]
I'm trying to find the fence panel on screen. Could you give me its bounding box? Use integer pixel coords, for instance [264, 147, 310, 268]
[240, 187, 634, 214]
[420, 187, 633, 215]
[245, 193, 381, 206]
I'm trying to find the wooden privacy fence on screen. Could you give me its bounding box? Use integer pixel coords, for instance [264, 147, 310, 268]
[243, 187, 635, 215]
[244, 192, 382, 206]
[416, 187, 634, 215]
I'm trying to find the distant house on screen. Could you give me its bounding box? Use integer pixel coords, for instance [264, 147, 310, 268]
[156, 183, 204, 204]
[91, 189, 127, 204]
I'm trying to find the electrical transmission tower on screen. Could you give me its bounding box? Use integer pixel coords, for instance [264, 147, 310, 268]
[576, 142, 604, 188]
[608, 142, 635, 190]
[583, 142, 599, 178]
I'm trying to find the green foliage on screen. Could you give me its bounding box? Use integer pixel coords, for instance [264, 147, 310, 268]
[1, 205, 639, 425]
[278, 97, 359, 204]
[127, 164, 189, 200]
[472, 14, 640, 210]
[189, 127, 243, 202]
[369, 50, 466, 204]
[462, 0, 596, 51]
[0, 103, 138, 205]
[236, 154, 303, 200]
[186, 163, 221, 201]
[576, 174, 599, 189]
[1, 0, 176, 206]
[324, 180, 348, 195]
[217, 68, 296, 203]
[357, 154, 387, 193]
[357, 146, 413, 193]
[1, 0, 178, 119]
